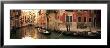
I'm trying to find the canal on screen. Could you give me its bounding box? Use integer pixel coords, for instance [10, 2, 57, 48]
[10, 26, 100, 39]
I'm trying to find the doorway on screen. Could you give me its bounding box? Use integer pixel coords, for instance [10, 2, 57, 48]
[66, 16, 72, 31]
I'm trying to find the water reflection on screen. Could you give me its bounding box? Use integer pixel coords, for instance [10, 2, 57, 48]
[11, 26, 49, 39]
[10, 26, 101, 39]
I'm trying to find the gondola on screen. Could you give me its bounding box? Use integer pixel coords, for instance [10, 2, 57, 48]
[37, 26, 51, 35]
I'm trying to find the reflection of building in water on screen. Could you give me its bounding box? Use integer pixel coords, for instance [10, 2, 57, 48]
[10, 9, 101, 32]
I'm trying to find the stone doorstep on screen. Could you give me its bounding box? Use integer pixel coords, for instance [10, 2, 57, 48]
[59, 27, 100, 32]
[59, 28, 90, 32]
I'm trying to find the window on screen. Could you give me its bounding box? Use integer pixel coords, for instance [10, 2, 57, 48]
[84, 17, 86, 22]
[66, 16, 72, 22]
[70, 16, 72, 22]
[89, 18, 92, 22]
[78, 17, 81, 22]
[66, 16, 69, 22]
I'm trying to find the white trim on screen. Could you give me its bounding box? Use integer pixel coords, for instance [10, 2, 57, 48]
[4, 4, 107, 45]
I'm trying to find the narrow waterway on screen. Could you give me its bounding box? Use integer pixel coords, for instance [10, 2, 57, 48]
[10, 26, 100, 39]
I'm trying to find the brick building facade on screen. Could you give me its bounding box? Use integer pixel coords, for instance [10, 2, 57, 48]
[10, 9, 101, 32]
